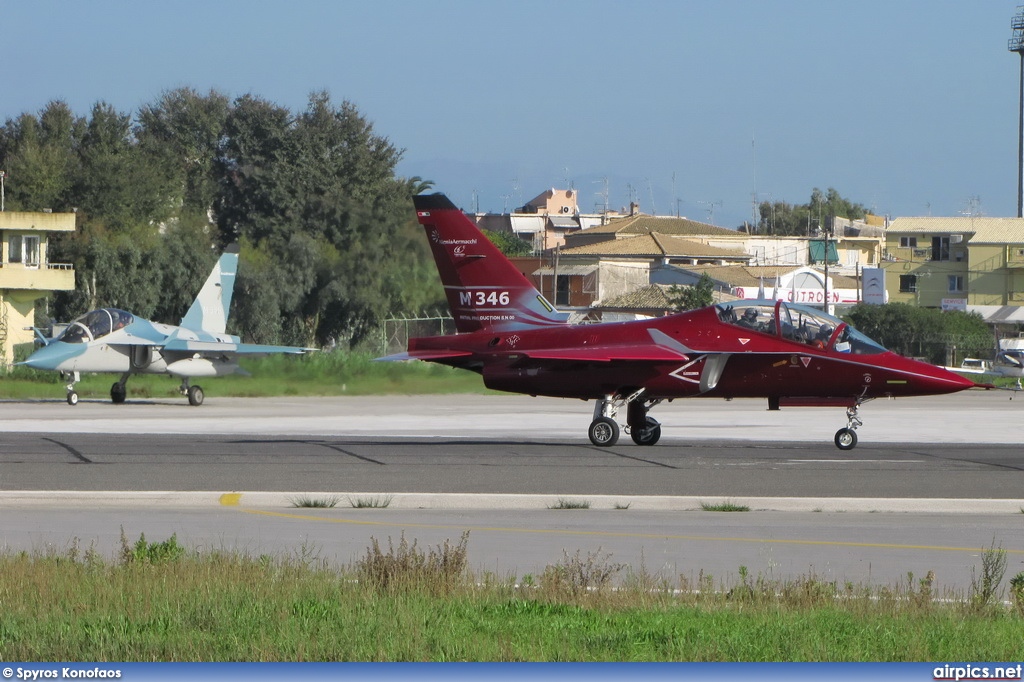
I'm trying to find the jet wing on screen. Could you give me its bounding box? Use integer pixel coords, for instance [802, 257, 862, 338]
[231, 342, 310, 355]
[504, 328, 709, 363]
[513, 345, 688, 363]
[160, 338, 309, 355]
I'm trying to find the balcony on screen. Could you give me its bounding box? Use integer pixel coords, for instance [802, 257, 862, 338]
[0, 262, 75, 291]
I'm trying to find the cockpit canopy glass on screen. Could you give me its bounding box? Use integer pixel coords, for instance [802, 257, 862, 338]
[58, 308, 134, 344]
[716, 300, 886, 355]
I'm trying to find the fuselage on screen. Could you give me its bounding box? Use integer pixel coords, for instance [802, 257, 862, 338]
[23, 308, 243, 378]
[410, 300, 976, 402]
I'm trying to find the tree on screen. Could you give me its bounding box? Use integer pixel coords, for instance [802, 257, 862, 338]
[72, 101, 176, 231]
[754, 187, 867, 236]
[0, 101, 83, 211]
[482, 228, 532, 256]
[668, 273, 715, 311]
[1, 90, 444, 346]
[212, 91, 440, 347]
[843, 303, 991, 364]
[135, 87, 230, 219]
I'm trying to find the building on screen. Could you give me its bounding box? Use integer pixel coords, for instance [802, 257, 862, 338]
[563, 213, 739, 248]
[882, 217, 1024, 309]
[553, 232, 750, 308]
[651, 264, 861, 313]
[1, 211, 76, 366]
[472, 188, 610, 252]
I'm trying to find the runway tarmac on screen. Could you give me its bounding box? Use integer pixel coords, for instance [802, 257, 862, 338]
[2, 391, 1023, 501]
[4, 389, 1023, 443]
[1, 391, 1022, 591]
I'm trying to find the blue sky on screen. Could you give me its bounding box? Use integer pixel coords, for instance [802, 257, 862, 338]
[1, 0, 1021, 227]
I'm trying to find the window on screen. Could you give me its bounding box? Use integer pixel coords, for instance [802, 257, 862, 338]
[5, 234, 39, 266]
[932, 236, 950, 261]
[7, 234, 22, 263]
[899, 274, 918, 293]
[899, 237, 917, 248]
[23, 235, 39, 267]
[948, 275, 964, 293]
[555, 275, 570, 306]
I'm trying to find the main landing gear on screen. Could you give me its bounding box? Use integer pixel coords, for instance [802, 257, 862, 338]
[588, 390, 663, 447]
[180, 378, 204, 406]
[111, 372, 129, 404]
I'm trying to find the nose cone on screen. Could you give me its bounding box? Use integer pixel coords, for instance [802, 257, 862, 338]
[19, 342, 84, 371]
[902, 356, 979, 395]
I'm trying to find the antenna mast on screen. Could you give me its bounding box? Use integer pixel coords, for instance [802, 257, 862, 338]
[751, 135, 758, 232]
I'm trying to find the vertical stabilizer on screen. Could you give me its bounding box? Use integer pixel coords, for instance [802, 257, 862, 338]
[414, 193, 569, 333]
[179, 245, 239, 334]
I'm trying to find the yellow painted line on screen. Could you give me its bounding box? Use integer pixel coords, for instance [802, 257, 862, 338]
[229, 507, 1024, 555]
[219, 493, 242, 507]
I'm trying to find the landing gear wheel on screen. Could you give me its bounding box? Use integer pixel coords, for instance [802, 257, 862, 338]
[66, 391, 79, 406]
[834, 427, 858, 451]
[111, 382, 127, 404]
[630, 419, 662, 446]
[187, 385, 204, 406]
[588, 417, 619, 447]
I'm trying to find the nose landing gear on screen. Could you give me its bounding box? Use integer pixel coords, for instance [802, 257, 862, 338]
[834, 393, 873, 451]
[62, 371, 81, 406]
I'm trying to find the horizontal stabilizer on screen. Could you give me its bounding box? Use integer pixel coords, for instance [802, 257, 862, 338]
[375, 349, 474, 362]
[232, 343, 310, 355]
[940, 365, 987, 375]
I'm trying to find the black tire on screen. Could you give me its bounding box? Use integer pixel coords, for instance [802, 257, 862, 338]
[630, 419, 662, 446]
[588, 417, 619, 447]
[834, 427, 857, 451]
[187, 385, 205, 406]
[111, 382, 126, 404]
[67, 391, 79, 406]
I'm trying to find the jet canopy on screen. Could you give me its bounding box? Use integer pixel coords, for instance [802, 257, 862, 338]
[716, 299, 887, 355]
[58, 308, 134, 344]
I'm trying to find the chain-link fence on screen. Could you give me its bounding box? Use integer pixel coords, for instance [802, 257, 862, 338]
[379, 315, 455, 355]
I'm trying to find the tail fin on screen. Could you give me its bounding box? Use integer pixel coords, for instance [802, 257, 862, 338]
[414, 193, 569, 333]
[179, 244, 239, 334]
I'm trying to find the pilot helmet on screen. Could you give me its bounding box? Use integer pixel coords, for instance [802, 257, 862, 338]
[743, 308, 757, 320]
[819, 324, 833, 337]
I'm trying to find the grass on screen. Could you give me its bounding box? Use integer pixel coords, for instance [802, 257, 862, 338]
[348, 495, 393, 509]
[290, 495, 341, 509]
[0, 532, 1021, 661]
[700, 500, 751, 512]
[548, 498, 591, 510]
[0, 350, 491, 400]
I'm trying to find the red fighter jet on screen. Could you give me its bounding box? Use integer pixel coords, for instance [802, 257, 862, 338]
[381, 193, 983, 450]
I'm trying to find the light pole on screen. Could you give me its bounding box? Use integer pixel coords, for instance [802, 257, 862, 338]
[1009, 7, 1024, 217]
